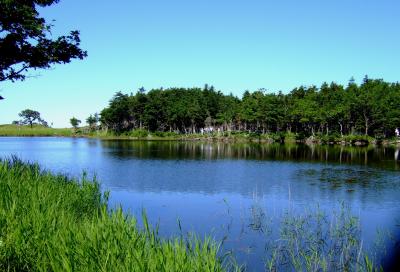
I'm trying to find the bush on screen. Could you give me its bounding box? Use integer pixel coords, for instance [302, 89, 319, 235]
[261, 132, 285, 142]
[319, 133, 341, 144]
[341, 134, 372, 145]
[294, 132, 309, 141]
[153, 131, 166, 137]
[153, 131, 180, 138]
[128, 129, 149, 138]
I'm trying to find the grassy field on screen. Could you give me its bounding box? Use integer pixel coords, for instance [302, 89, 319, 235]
[0, 157, 230, 271]
[0, 124, 74, 137]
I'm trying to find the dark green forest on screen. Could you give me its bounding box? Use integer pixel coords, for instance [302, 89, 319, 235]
[100, 77, 400, 139]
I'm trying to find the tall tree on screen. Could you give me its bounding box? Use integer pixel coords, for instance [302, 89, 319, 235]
[100, 92, 131, 132]
[0, 0, 87, 83]
[98, 79, 400, 138]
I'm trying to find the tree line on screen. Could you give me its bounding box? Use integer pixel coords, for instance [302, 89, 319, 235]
[99, 77, 400, 138]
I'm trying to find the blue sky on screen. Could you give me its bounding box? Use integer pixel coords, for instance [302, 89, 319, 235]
[1, 0, 399, 127]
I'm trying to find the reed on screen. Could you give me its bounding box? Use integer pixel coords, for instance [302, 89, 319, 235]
[255, 204, 384, 272]
[0, 157, 229, 271]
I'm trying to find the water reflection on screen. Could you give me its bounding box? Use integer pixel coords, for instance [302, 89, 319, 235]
[101, 141, 400, 169]
[0, 137, 399, 271]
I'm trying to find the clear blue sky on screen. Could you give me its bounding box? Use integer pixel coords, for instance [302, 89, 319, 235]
[1, 0, 399, 127]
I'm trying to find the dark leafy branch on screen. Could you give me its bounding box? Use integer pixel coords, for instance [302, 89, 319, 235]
[0, 0, 87, 82]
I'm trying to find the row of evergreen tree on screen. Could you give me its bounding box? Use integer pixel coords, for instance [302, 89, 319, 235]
[100, 77, 400, 138]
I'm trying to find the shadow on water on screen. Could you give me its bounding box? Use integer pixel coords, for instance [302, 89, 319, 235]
[296, 167, 400, 191]
[100, 140, 400, 170]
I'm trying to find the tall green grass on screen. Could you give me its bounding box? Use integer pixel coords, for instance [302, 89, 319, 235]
[0, 124, 73, 137]
[0, 157, 229, 271]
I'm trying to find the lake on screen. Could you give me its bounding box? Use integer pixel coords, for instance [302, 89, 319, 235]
[1, 137, 399, 270]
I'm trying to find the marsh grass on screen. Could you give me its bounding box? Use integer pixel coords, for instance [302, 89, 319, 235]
[0, 157, 230, 271]
[255, 205, 384, 272]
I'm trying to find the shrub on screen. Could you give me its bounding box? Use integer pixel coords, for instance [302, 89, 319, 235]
[128, 129, 149, 138]
[341, 134, 373, 145]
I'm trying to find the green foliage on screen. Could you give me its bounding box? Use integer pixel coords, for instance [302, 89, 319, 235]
[0, 124, 73, 136]
[99, 78, 400, 140]
[0, 0, 87, 83]
[294, 132, 309, 141]
[100, 92, 132, 132]
[319, 133, 341, 144]
[261, 132, 285, 142]
[0, 158, 227, 271]
[127, 129, 149, 138]
[86, 113, 99, 131]
[341, 134, 373, 145]
[18, 109, 47, 128]
[70, 117, 81, 130]
[153, 131, 180, 138]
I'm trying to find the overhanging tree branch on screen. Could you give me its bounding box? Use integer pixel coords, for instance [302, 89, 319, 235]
[0, 0, 87, 84]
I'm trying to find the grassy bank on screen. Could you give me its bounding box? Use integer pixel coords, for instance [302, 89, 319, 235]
[1, 125, 399, 146]
[0, 124, 74, 137]
[0, 157, 228, 271]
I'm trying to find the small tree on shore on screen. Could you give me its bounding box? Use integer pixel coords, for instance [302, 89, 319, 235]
[86, 113, 99, 131]
[70, 117, 81, 132]
[18, 109, 45, 128]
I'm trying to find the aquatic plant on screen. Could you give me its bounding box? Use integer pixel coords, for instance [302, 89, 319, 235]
[0, 157, 229, 271]
[258, 204, 384, 272]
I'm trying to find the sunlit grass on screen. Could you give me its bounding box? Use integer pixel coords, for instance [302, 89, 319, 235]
[0, 124, 73, 137]
[0, 157, 229, 271]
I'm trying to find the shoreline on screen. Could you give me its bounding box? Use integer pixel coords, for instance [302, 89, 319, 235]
[1, 124, 399, 146]
[1, 133, 400, 147]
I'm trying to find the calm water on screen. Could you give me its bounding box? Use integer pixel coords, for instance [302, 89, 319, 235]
[1, 137, 399, 270]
